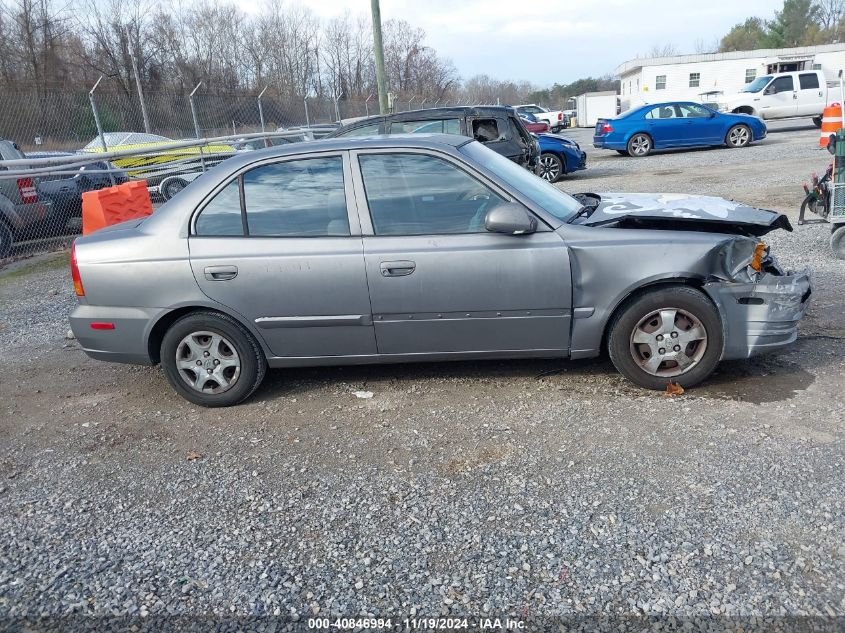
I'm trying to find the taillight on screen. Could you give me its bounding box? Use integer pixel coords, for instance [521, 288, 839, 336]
[71, 242, 85, 296]
[17, 178, 38, 204]
[602, 123, 613, 134]
[557, 112, 563, 121]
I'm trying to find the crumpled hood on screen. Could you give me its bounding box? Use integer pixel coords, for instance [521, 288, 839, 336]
[578, 193, 792, 236]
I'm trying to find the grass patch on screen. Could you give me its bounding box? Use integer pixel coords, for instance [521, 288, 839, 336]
[0, 251, 70, 283]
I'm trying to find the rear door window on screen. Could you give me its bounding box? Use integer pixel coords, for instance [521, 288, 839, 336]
[388, 119, 462, 134]
[645, 106, 678, 119]
[799, 73, 820, 90]
[195, 157, 350, 237]
[471, 119, 500, 142]
[243, 157, 349, 237]
[337, 122, 382, 137]
[195, 180, 244, 236]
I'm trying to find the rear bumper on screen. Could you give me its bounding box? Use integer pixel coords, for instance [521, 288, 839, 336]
[69, 304, 158, 365]
[705, 269, 812, 360]
[593, 137, 623, 150]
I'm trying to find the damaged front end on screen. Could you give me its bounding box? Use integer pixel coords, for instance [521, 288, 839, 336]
[704, 238, 812, 359]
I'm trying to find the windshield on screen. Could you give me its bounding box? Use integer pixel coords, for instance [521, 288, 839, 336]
[742, 76, 772, 93]
[460, 141, 582, 221]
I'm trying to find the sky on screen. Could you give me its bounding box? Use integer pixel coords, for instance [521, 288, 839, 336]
[253, 0, 788, 86]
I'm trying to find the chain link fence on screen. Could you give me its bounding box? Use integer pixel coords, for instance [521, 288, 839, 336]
[0, 81, 481, 262]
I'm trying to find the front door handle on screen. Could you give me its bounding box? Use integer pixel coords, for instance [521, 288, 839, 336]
[204, 265, 238, 281]
[379, 260, 416, 277]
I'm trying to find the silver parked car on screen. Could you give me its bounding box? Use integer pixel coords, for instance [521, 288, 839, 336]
[69, 135, 811, 406]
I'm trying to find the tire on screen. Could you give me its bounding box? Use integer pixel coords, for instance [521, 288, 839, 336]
[550, 125, 563, 133]
[832, 225, 845, 260]
[162, 178, 188, 201]
[607, 285, 723, 390]
[0, 221, 13, 259]
[626, 133, 652, 157]
[538, 152, 564, 183]
[726, 124, 752, 148]
[160, 310, 267, 407]
[812, 116, 822, 128]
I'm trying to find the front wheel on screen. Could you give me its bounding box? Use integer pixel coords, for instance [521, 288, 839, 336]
[160, 311, 267, 407]
[537, 152, 564, 183]
[726, 124, 751, 148]
[832, 225, 845, 260]
[608, 286, 723, 390]
[627, 133, 652, 157]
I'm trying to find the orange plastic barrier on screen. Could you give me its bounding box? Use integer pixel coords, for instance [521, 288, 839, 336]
[819, 103, 842, 148]
[81, 180, 153, 235]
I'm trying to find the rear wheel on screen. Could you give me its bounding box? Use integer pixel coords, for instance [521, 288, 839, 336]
[726, 124, 751, 148]
[162, 178, 188, 201]
[160, 311, 266, 407]
[812, 115, 822, 128]
[627, 133, 652, 157]
[608, 286, 723, 390]
[832, 225, 845, 260]
[538, 152, 564, 183]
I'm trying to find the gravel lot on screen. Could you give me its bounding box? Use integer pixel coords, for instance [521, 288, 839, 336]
[1, 121, 844, 631]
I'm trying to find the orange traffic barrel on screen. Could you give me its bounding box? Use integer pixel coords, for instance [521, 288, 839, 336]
[82, 180, 153, 235]
[820, 103, 842, 147]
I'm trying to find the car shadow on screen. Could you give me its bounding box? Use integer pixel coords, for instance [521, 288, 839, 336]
[254, 356, 615, 399]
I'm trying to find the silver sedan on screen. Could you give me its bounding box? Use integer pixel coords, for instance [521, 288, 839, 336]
[69, 135, 811, 406]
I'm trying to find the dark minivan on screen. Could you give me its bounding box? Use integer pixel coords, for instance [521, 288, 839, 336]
[327, 106, 539, 169]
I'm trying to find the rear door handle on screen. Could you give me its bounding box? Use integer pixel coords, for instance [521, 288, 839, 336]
[379, 260, 416, 277]
[204, 265, 238, 281]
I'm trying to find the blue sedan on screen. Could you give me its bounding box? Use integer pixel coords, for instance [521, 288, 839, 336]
[593, 102, 767, 157]
[535, 133, 587, 182]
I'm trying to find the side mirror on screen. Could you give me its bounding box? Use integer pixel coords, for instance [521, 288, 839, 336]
[485, 203, 537, 235]
[764, 86, 774, 95]
[828, 135, 837, 155]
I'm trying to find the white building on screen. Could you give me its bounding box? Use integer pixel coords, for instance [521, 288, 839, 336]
[616, 42, 845, 111]
[573, 91, 618, 127]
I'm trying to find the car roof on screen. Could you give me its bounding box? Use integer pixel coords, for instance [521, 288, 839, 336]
[330, 106, 517, 135]
[635, 101, 707, 109]
[229, 134, 471, 164]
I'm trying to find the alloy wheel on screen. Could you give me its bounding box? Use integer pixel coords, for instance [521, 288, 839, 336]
[539, 155, 561, 182]
[728, 126, 750, 147]
[630, 134, 651, 156]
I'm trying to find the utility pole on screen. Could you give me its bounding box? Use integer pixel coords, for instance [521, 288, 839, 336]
[126, 26, 151, 133]
[370, 0, 388, 114]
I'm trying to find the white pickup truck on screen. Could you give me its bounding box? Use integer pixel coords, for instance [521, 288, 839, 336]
[715, 70, 833, 127]
[515, 104, 568, 132]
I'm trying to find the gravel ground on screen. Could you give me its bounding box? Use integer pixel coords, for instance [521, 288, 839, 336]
[1, 122, 844, 631]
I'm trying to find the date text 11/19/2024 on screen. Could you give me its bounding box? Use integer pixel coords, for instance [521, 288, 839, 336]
[308, 617, 526, 630]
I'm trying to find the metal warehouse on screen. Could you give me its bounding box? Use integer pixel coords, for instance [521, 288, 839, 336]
[617, 42, 845, 111]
